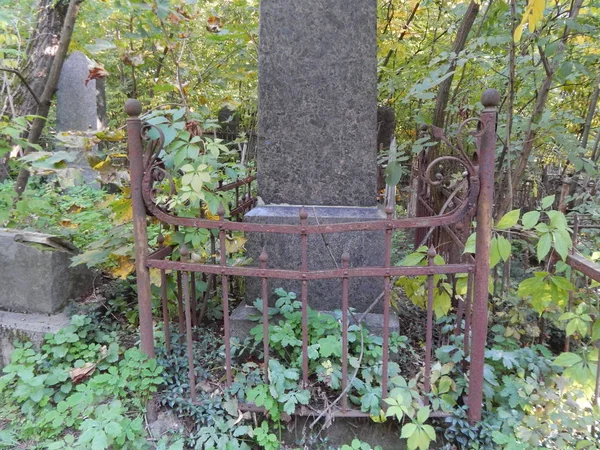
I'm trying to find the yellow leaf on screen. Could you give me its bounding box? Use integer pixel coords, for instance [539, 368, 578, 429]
[514, 25, 524, 42]
[202, 205, 219, 220]
[370, 409, 387, 423]
[110, 256, 135, 279]
[66, 205, 82, 214]
[515, 0, 546, 41]
[93, 156, 110, 171]
[225, 236, 247, 254]
[60, 218, 78, 229]
[111, 197, 133, 225]
[150, 268, 162, 287]
[95, 194, 116, 210]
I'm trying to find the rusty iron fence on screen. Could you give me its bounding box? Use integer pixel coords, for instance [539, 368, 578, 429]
[124, 89, 500, 423]
[562, 214, 600, 404]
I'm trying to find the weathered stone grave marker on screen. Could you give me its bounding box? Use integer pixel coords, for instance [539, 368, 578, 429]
[0, 229, 94, 314]
[237, 0, 390, 328]
[56, 51, 99, 184]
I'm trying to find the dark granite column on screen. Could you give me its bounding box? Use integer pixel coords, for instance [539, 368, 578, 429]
[238, 0, 387, 322]
[257, 0, 378, 206]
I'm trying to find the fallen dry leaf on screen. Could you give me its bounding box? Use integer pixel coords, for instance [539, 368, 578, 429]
[109, 255, 135, 279]
[206, 15, 222, 32]
[70, 362, 96, 383]
[85, 63, 109, 87]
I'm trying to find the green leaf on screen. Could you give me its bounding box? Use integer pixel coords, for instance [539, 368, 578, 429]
[433, 290, 451, 318]
[566, 319, 582, 337]
[537, 233, 552, 261]
[592, 320, 600, 341]
[438, 376, 452, 394]
[496, 209, 520, 230]
[91, 431, 108, 450]
[490, 237, 501, 268]
[541, 195, 555, 209]
[401, 423, 418, 438]
[416, 406, 430, 423]
[552, 229, 571, 261]
[521, 210, 540, 230]
[423, 424, 436, 441]
[554, 352, 582, 367]
[497, 235, 511, 262]
[385, 162, 402, 186]
[546, 210, 568, 230]
[463, 232, 476, 254]
[400, 252, 425, 266]
[549, 275, 574, 291]
[104, 421, 123, 438]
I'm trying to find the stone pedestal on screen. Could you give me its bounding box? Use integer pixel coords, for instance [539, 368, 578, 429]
[244, 206, 385, 312]
[0, 229, 94, 314]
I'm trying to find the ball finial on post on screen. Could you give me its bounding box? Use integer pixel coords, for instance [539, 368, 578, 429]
[124, 98, 142, 117]
[481, 89, 500, 109]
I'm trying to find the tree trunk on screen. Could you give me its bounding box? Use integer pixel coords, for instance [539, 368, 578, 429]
[13, 0, 80, 195]
[12, 0, 69, 118]
[432, 1, 480, 130]
[581, 68, 600, 151]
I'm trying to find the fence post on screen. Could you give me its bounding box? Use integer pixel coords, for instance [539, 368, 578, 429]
[467, 89, 499, 423]
[125, 99, 155, 358]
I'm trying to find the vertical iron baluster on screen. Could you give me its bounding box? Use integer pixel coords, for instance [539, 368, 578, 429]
[381, 207, 393, 400]
[260, 249, 270, 381]
[191, 274, 198, 328]
[468, 88, 499, 423]
[424, 246, 436, 396]
[218, 204, 233, 386]
[455, 299, 465, 337]
[341, 251, 350, 412]
[565, 215, 579, 352]
[177, 270, 185, 336]
[199, 234, 218, 323]
[124, 99, 155, 357]
[235, 177, 240, 220]
[464, 272, 474, 358]
[157, 233, 171, 354]
[300, 207, 309, 387]
[180, 245, 197, 402]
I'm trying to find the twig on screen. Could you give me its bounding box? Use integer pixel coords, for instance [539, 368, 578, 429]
[0, 67, 41, 105]
[358, 292, 385, 322]
[311, 206, 339, 270]
[309, 326, 364, 429]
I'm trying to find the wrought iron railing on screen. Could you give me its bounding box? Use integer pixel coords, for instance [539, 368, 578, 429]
[124, 89, 500, 423]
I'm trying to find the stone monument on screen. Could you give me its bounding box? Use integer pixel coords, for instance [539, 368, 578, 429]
[0, 229, 94, 314]
[239, 0, 388, 320]
[56, 51, 99, 184]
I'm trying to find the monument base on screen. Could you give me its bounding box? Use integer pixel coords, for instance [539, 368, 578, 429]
[0, 311, 70, 369]
[243, 205, 387, 313]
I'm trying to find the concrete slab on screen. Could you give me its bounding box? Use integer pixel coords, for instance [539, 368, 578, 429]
[0, 310, 70, 368]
